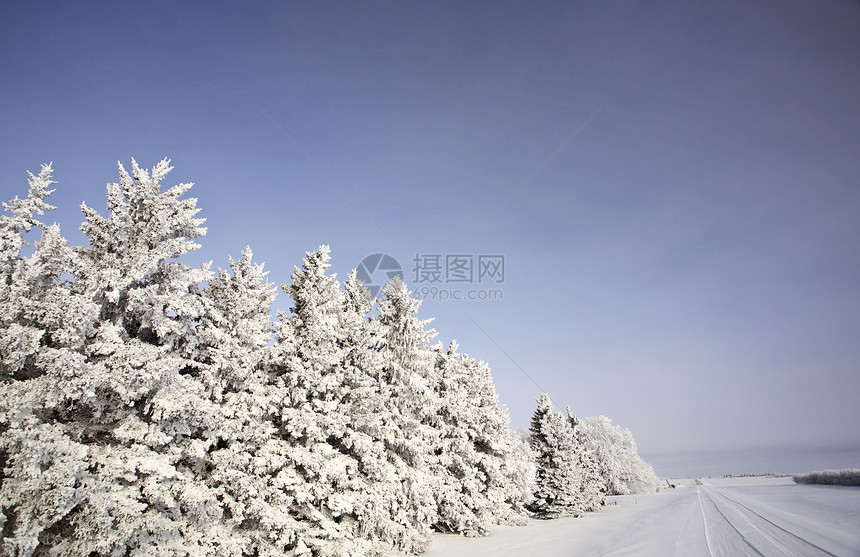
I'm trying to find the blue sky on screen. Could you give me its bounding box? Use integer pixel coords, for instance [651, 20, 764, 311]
[2, 0, 859, 459]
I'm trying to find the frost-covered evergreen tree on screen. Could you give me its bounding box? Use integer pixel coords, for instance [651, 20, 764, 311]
[0, 164, 56, 283]
[1, 160, 240, 556]
[527, 394, 584, 518]
[193, 247, 301, 556]
[264, 246, 374, 556]
[582, 415, 661, 496]
[566, 408, 605, 511]
[0, 227, 100, 556]
[265, 246, 433, 556]
[0, 164, 89, 384]
[431, 342, 528, 535]
[196, 247, 275, 394]
[77, 159, 211, 350]
[0, 165, 99, 556]
[338, 269, 426, 553]
[70, 159, 232, 554]
[370, 275, 440, 551]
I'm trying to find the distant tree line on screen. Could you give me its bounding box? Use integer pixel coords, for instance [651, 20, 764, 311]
[792, 469, 860, 487]
[0, 160, 659, 556]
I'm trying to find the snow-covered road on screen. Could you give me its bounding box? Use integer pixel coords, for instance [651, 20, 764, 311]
[698, 484, 836, 556]
[414, 477, 860, 556]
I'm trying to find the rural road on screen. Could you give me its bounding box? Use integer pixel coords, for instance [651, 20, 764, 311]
[418, 476, 860, 556]
[697, 483, 836, 556]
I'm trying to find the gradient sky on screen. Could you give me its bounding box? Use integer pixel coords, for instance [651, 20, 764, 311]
[2, 1, 859, 459]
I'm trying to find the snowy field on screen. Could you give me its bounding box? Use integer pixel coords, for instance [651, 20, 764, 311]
[408, 476, 860, 556]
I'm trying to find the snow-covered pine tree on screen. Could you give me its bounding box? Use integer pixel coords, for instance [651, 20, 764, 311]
[0, 166, 100, 556]
[582, 415, 661, 496]
[196, 247, 275, 396]
[266, 245, 359, 555]
[1, 160, 240, 556]
[2, 159, 549, 555]
[266, 246, 400, 556]
[338, 269, 425, 553]
[527, 394, 584, 518]
[370, 275, 440, 551]
[0, 164, 73, 382]
[432, 341, 488, 535]
[431, 341, 528, 535]
[566, 408, 605, 511]
[193, 247, 304, 555]
[0, 164, 56, 279]
[456, 356, 532, 525]
[76, 159, 211, 350]
[36, 160, 235, 555]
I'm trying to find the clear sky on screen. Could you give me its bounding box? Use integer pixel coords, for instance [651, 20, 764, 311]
[2, 0, 859, 457]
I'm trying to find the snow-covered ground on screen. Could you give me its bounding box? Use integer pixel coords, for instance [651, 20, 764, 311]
[409, 476, 860, 556]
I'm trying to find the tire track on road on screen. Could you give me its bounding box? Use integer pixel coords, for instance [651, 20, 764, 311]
[707, 488, 837, 556]
[697, 485, 763, 556]
[698, 485, 837, 556]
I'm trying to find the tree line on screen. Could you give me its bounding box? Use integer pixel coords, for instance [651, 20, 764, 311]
[0, 160, 659, 556]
